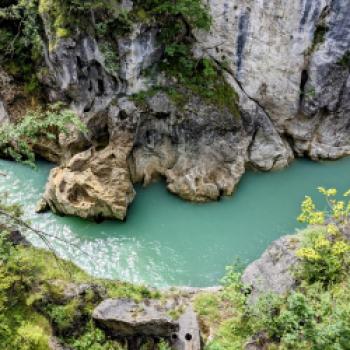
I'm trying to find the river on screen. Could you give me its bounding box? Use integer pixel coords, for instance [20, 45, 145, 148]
[1, 157, 349, 287]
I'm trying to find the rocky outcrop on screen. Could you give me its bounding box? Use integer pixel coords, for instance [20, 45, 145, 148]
[173, 305, 201, 350]
[93, 297, 202, 350]
[287, 0, 350, 159]
[131, 91, 251, 202]
[242, 235, 301, 302]
[2, 0, 349, 220]
[93, 298, 179, 337]
[40, 142, 135, 220]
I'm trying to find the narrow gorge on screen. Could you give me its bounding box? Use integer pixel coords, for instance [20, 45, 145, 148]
[0, 0, 350, 349]
[1, 0, 349, 221]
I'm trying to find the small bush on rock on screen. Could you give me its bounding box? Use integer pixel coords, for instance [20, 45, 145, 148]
[0, 102, 86, 167]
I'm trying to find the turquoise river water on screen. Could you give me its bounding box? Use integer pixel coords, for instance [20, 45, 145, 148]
[0, 157, 349, 287]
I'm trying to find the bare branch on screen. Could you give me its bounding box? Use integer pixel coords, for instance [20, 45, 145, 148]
[0, 208, 94, 261]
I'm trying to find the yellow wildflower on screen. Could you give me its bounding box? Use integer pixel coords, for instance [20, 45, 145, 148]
[318, 187, 337, 196]
[331, 241, 350, 255]
[327, 224, 339, 236]
[296, 248, 321, 261]
[332, 201, 345, 219]
[314, 236, 330, 250]
[309, 211, 325, 225]
[344, 189, 350, 197]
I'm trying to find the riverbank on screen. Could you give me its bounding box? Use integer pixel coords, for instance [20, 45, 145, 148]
[2, 204, 350, 350]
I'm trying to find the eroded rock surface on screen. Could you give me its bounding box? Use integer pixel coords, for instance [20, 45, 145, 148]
[173, 305, 201, 350]
[242, 235, 301, 302]
[130, 91, 251, 202]
[41, 143, 135, 221]
[93, 297, 202, 350]
[2, 0, 349, 220]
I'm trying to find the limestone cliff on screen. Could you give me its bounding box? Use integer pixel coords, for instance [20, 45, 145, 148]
[0, 0, 349, 220]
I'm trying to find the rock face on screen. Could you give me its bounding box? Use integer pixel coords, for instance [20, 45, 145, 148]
[195, 0, 350, 160]
[2, 0, 349, 220]
[130, 92, 251, 202]
[242, 235, 301, 302]
[93, 298, 202, 350]
[287, 0, 350, 159]
[173, 305, 201, 350]
[93, 298, 179, 337]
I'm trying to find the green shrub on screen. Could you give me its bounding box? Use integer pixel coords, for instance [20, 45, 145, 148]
[70, 322, 124, 350]
[16, 322, 50, 350]
[0, 0, 43, 83]
[296, 229, 350, 286]
[0, 102, 87, 167]
[47, 299, 81, 334]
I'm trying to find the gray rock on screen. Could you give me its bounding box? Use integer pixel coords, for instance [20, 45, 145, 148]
[118, 25, 162, 94]
[0, 99, 8, 124]
[286, 0, 350, 159]
[7, 230, 30, 246]
[48, 280, 107, 303]
[15, 0, 349, 222]
[44, 35, 122, 114]
[49, 337, 72, 350]
[195, 0, 329, 127]
[172, 305, 201, 350]
[62, 282, 107, 301]
[93, 298, 179, 337]
[242, 235, 301, 302]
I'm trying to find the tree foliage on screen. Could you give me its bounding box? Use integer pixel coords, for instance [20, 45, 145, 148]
[0, 103, 86, 167]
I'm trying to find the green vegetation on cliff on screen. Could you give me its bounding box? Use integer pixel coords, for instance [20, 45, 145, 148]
[0, 103, 86, 166]
[0, 197, 157, 350]
[1, 0, 239, 117]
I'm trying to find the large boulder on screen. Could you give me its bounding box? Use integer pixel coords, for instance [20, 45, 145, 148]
[93, 298, 202, 350]
[39, 143, 135, 221]
[92, 298, 179, 337]
[38, 98, 139, 221]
